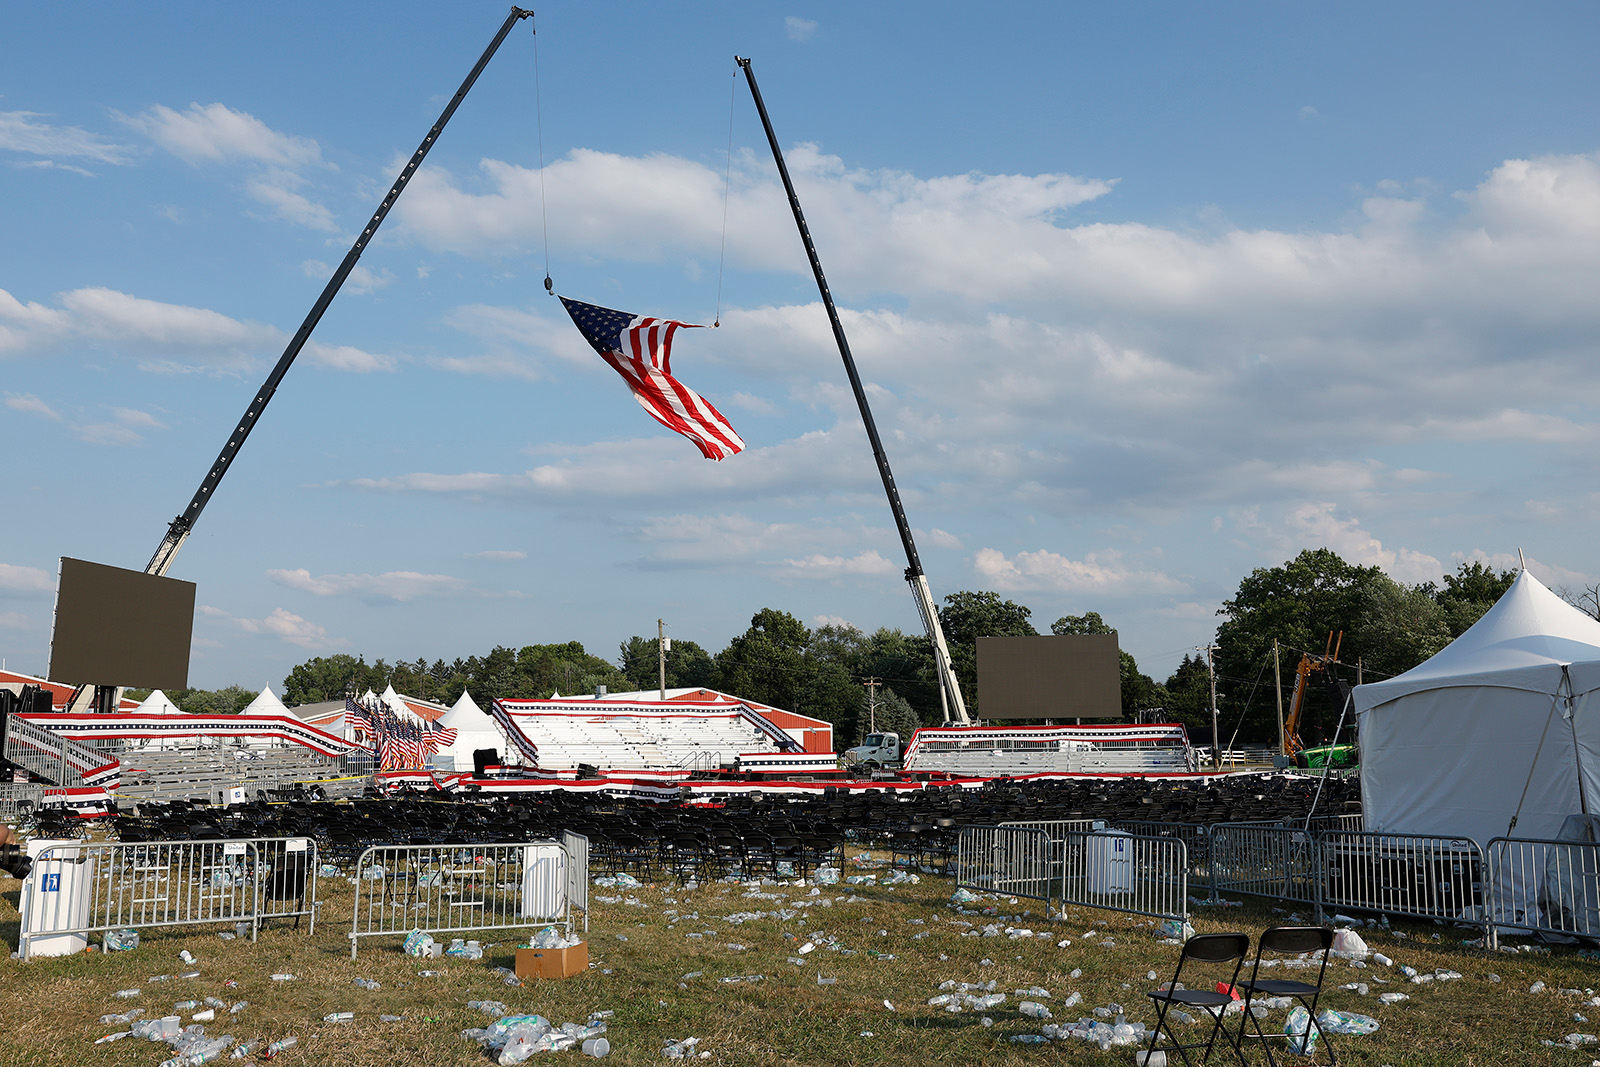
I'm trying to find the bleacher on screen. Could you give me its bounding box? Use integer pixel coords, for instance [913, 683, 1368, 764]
[507, 711, 781, 772]
[115, 744, 361, 805]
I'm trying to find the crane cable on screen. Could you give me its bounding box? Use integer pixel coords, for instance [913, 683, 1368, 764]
[532, 18, 552, 294]
[713, 70, 737, 327]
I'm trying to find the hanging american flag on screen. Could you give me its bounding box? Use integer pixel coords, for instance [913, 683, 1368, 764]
[560, 296, 746, 460]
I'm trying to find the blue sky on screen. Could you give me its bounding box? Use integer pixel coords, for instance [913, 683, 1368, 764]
[5, 2, 1600, 694]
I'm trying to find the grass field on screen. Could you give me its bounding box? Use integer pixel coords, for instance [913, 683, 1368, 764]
[1, 848, 1598, 1066]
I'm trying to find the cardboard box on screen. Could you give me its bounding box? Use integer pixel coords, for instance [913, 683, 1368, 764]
[515, 942, 588, 980]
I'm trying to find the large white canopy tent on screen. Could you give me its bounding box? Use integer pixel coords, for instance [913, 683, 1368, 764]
[1355, 570, 1600, 928]
[430, 690, 504, 773]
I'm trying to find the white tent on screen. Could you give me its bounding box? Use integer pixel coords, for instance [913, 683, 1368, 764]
[242, 686, 289, 717]
[137, 689, 184, 715]
[1356, 569, 1600, 852]
[431, 690, 505, 773]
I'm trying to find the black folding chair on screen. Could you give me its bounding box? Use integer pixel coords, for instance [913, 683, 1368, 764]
[1235, 925, 1336, 1065]
[1145, 931, 1251, 1066]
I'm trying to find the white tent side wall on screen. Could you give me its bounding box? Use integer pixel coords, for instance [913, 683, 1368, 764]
[1359, 682, 1583, 845]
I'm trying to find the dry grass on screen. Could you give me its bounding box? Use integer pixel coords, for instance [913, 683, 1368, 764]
[1, 850, 1598, 1066]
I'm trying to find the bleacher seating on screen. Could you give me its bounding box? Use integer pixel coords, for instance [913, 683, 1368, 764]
[514, 712, 780, 772]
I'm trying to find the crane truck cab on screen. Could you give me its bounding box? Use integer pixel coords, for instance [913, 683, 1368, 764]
[844, 732, 902, 768]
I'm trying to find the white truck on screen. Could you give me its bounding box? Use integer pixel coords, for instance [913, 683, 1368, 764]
[843, 732, 904, 769]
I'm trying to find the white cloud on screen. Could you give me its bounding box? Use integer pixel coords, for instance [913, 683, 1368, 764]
[467, 550, 527, 562]
[124, 102, 323, 169]
[5, 392, 60, 419]
[248, 176, 337, 231]
[1234, 502, 1444, 586]
[234, 607, 330, 649]
[812, 614, 859, 631]
[973, 547, 1186, 595]
[266, 567, 470, 601]
[0, 110, 133, 165]
[76, 406, 166, 446]
[305, 341, 396, 373]
[0, 564, 54, 597]
[781, 550, 896, 578]
[301, 261, 392, 294]
[785, 16, 818, 42]
[0, 610, 33, 630]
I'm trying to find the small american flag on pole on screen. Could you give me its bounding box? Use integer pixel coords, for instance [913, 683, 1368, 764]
[560, 296, 745, 460]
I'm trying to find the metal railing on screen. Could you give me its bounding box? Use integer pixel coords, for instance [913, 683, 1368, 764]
[955, 825, 1052, 902]
[1207, 823, 1319, 906]
[3, 714, 116, 787]
[19, 837, 319, 959]
[562, 831, 590, 932]
[1056, 830, 1188, 922]
[1484, 836, 1600, 947]
[0, 783, 47, 819]
[1319, 831, 1482, 927]
[349, 837, 586, 957]
[1001, 818, 1101, 886]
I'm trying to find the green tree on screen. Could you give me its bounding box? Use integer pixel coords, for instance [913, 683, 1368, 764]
[938, 590, 1038, 715]
[1214, 549, 1388, 741]
[168, 685, 256, 715]
[1352, 580, 1452, 680]
[618, 635, 714, 693]
[1161, 654, 1214, 738]
[282, 654, 386, 705]
[1435, 561, 1517, 636]
[867, 685, 921, 744]
[713, 609, 811, 712]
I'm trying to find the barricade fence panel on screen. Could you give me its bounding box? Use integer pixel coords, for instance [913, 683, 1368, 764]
[561, 831, 590, 932]
[0, 783, 46, 819]
[1318, 832, 1484, 929]
[1207, 823, 1319, 906]
[1113, 820, 1213, 884]
[955, 825, 1052, 902]
[20, 837, 317, 959]
[251, 836, 320, 934]
[1485, 836, 1600, 947]
[349, 839, 576, 958]
[1055, 831, 1188, 922]
[1001, 819, 1101, 886]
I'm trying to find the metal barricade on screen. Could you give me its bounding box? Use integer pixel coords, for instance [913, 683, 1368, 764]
[1484, 836, 1600, 947]
[955, 825, 1052, 902]
[0, 783, 46, 819]
[1114, 820, 1213, 883]
[1001, 818, 1101, 884]
[20, 838, 304, 959]
[1319, 831, 1484, 929]
[1207, 823, 1319, 906]
[349, 839, 580, 957]
[562, 831, 590, 932]
[1057, 830, 1188, 922]
[252, 837, 319, 933]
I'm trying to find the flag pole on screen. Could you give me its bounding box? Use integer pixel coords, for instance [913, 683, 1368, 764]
[735, 56, 969, 725]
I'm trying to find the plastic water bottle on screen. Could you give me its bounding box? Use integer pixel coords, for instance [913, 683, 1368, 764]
[230, 1039, 259, 1060]
[353, 978, 380, 990]
[323, 1012, 354, 1023]
[228, 1002, 249, 1015]
[1020, 1001, 1052, 1019]
[262, 1036, 297, 1059]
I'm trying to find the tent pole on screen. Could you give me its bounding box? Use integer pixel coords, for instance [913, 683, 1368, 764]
[1507, 687, 1564, 836]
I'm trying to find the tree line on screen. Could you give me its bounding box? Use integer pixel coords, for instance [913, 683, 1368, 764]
[161, 549, 1532, 746]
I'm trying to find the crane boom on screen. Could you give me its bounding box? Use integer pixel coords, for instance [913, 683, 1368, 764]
[736, 56, 969, 724]
[145, 6, 535, 578]
[1283, 631, 1342, 760]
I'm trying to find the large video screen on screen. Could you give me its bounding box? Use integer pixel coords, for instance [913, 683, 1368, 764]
[49, 557, 195, 690]
[976, 634, 1121, 719]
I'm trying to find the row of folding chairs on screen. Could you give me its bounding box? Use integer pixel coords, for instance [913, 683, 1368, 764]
[1147, 926, 1338, 1066]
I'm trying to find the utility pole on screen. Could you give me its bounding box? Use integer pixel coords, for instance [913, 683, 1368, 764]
[863, 677, 881, 736]
[1274, 638, 1285, 759]
[1202, 645, 1221, 770]
[658, 619, 669, 702]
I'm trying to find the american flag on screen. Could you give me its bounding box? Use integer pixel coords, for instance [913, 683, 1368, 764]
[560, 296, 745, 461]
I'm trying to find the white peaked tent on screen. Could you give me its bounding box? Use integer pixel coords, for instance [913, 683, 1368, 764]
[381, 683, 426, 726]
[431, 690, 505, 772]
[242, 686, 290, 717]
[137, 689, 184, 715]
[1356, 569, 1600, 851]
